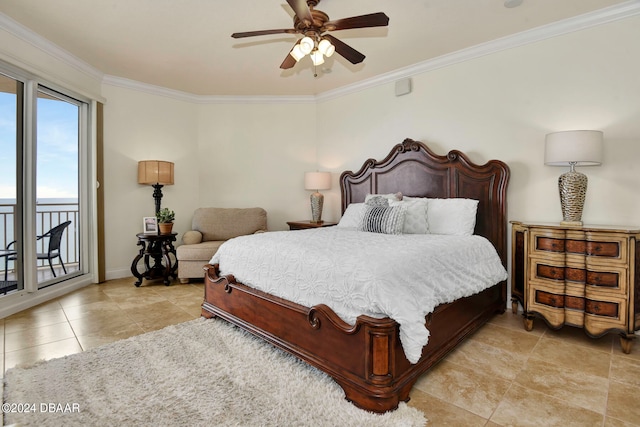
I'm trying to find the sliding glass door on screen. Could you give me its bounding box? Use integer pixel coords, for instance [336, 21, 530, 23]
[0, 66, 89, 297]
[36, 88, 82, 287]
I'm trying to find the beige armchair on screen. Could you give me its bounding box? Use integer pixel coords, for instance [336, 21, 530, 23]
[176, 207, 267, 283]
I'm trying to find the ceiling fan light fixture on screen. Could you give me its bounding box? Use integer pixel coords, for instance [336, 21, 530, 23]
[310, 50, 325, 66]
[290, 44, 306, 61]
[318, 39, 335, 57]
[299, 36, 314, 55]
[231, 5, 389, 74]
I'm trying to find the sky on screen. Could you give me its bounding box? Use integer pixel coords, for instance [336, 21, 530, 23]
[0, 91, 79, 201]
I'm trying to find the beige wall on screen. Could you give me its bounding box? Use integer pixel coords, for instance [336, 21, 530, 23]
[101, 85, 199, 277]
[100, 14, 640, 279]
[196, 102, 318, 230]
[101, 92, 318, 277]
[317, 15, 640, 227]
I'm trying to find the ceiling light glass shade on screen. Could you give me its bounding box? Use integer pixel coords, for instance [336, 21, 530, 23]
[310, 50, 325, 66]
[318, 39, 335, 57]
[299, 36, 314, 55]
[290, 44, 305, 61]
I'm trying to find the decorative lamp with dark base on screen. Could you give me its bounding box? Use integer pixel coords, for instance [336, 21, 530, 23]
[304, 171, 331, 223]
[544, 130, 603, 226]
[138, 160, 174, 214]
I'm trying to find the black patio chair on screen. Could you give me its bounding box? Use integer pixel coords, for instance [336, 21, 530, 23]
[7, 220, 72, 278]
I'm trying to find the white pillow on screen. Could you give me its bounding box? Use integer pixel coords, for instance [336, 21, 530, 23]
[426, 198, 479, 236]
[390, 198, 429, 234]
[337, 203, 365, 228]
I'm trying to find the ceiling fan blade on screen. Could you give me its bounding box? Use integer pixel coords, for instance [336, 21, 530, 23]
[286, 0, 313, 25]
[323, 34, 365, 64]
[280, 49, 297, 69]
[325, 12, 389, 31]
[231, 29, 296, 38]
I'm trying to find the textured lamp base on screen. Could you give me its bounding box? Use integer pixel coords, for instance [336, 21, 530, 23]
[310, 192, 324, 223]
[558, 170, 587, 226]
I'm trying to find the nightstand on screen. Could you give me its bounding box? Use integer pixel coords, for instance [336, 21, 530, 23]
[131, 232, 178, 286]
[286, 220, 338, 230]
[511, 221, 640, 353]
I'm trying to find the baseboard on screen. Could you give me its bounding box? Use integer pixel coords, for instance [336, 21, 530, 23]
[105, 268, 133, 281]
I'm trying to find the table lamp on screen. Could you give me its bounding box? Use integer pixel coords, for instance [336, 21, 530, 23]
[304, 171, 331, 223]
[138, 160, 174, 214]
[544, 130, 603, 226]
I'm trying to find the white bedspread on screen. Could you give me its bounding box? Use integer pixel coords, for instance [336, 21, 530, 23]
[210, 227, 507, 363]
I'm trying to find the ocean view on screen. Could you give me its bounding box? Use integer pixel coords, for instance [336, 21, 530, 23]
[0, 197, 79, 205]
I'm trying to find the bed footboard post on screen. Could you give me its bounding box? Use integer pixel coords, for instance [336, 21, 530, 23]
[334, 322, 408, 413]
[367, 324, 396, 384]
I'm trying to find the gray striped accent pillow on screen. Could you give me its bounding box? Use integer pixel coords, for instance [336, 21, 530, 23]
[358, 205, 406, 234]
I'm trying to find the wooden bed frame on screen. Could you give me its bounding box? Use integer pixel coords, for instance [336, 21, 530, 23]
[201, 138, 510, 413]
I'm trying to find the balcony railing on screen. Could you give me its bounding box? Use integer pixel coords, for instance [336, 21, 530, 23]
[0, 201, 80, 279]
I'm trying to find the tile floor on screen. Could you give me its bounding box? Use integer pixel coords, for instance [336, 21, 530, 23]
[2, 277, 639, 426]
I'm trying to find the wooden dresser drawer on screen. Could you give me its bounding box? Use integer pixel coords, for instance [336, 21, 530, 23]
[529, 258, 628, 296]
[528, 284, 627, 332]
[530, 229, 629, 265]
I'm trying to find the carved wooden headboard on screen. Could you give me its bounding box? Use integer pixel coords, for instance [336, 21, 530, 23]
[339, 138, 510, 266]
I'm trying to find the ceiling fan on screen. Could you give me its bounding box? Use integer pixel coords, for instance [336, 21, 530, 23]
[231, 0, 389, 71]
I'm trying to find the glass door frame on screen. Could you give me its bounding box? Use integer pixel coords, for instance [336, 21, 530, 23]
[0, 60, 98, 304]
[35, 85, 86, 288]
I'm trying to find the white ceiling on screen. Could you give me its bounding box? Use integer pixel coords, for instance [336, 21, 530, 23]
[0, 0, 630, 96]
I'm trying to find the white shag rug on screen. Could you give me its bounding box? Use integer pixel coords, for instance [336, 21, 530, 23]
[3, 317, 426, 427]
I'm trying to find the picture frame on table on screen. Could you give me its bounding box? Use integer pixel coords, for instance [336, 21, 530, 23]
[143, 217, 158, 234]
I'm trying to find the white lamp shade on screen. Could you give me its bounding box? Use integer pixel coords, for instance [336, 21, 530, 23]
[318, 39, 335, 57]
[310, 50, 325, 66]
[299, 36, 314, 55]
[304, 172, 331, 191]
[544, 130, 603, 166]
[290, 44, 305, 61]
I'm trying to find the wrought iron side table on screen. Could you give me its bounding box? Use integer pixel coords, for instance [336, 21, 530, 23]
[131, 232, 178, 286]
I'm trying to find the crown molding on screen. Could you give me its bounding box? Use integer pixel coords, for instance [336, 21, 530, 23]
[0, 12, 103, 82]
[195, 94, 316, 105]
[316, 0, 640, 102]
[3, 1, 639, 104]
[101, 75, 316, 104]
